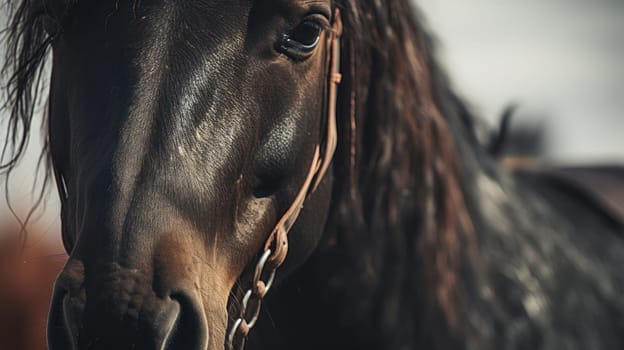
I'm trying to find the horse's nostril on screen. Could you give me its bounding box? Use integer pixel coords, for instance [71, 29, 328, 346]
[48, 288, 76, 350]
[164, 292, 209, 350]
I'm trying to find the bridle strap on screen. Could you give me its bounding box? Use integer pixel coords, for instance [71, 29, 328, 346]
[227, 9, 342, 350]
[312, 9, 342, 193]
[263, 9, 343, 269]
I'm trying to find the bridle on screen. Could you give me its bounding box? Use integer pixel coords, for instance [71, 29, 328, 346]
[226, 8, 343, 350]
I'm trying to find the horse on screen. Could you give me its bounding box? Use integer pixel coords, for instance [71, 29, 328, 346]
[2, 1, 624, 349]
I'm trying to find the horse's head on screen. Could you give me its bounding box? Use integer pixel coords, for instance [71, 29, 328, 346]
[42, 1, 341, 348]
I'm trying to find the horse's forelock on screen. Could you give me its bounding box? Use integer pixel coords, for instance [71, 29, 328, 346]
[1, 0, 57, 241]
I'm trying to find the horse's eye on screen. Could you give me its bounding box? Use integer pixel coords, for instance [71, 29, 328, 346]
[278, 20, 323, 60]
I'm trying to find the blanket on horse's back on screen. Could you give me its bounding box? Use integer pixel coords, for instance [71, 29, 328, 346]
[530, 165, 624, 229]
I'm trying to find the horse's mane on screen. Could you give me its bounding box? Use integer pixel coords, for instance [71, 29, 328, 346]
[3, 0, 487, 346]
[324, 0, 483, 343]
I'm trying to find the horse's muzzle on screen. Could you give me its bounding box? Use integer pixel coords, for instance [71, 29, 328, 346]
[47, 260, 211, 350]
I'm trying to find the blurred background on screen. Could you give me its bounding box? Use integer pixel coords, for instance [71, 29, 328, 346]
[0, 0, 623, 348]
[419, 0, 624, 163]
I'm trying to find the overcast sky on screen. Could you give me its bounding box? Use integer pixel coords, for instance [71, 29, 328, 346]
[417, 0, 624, 162]
[1, 1, 623, 233]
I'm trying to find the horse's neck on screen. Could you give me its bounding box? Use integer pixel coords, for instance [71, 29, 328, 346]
[307, 135, 623, 349]
[260, 115, 624, 348]
[452, 146, 624, 348]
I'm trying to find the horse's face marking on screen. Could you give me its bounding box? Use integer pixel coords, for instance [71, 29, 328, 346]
[47, 0, 334, 348]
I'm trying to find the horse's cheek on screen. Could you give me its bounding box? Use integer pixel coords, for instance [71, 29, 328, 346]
[279, 170, 333, 277]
